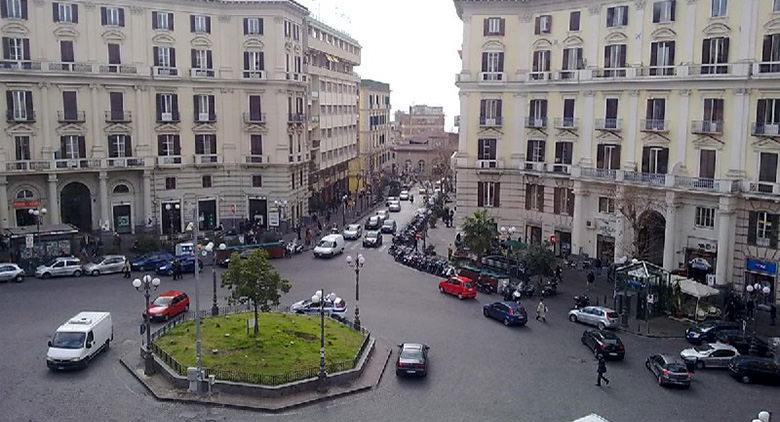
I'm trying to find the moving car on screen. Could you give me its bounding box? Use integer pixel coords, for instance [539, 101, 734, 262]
[645, 354, 692, 388]
[438, 275, 477, 300]
[342, 224, 363, 240]
[728, 356, 780, 385]
[567, 306, 619, 330]
[156, 255, 203, 276]
[418, 187, 427, 195]
[290, 292, 347, 319]
[399, 191, 410, 201]
[685, 320, 740, 344]
[145, 290, 190, 321]
[385, 197, 399, 206]
[375, 210, 389, 222]
[0, 263, 24, 283]
[483, 301, 527, 326]
[365, 216, 381, 230]
[680, 342, 739, 369]
[83, 255, 127, 276]
[35, 257, 83, 279]
[396, 343, 429, 377]
[46, 312, 112, 370]
[313, 234, 345, 258]
[388, 200, 401, 212]
[716, 330, 774, 357]
[381, 219, 397, 234]
[130, 252, 175, 272]
[581, 329, 625, 360]
[363, 231, 383, 248]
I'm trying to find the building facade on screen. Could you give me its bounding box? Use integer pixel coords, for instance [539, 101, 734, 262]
[395, 104, 446, 141]
[350, 79, 391, 194]
[393, 131, 458, 179]
[1, 0, 311, 235]
[454, 0, 780, 304]
[305, 18, 360, 212]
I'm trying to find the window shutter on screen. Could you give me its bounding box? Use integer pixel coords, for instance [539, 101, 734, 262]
[52, 3, 59, 21]
[570, 11, 580, 31]
[604, 46, 610, 67]
[118, 8, 124, 26]
[607, 7, 614, 26]
[770, 214, 780, 249]
[479, 99, 486, 118]
[72, 4, 77, 23]
[206, 50, 212, 68]
[721, 38, 729, 63]
[668, 42, 676, 65]
[596, 145, 605, 169]
[534, 16, 541, 34]
[658, 148, 669, 174]
[5, 91, 13, 116]
[77, 136, 86, 158]
[477, 182, 484, 207]
[554, 189, 561, 214]
[153, 46, 159, 66]
[646, 99, 655, 120]
[670, 0, 676, 21]
[24, 90, 32, 116]
[100, 7, 107, 25]
[193, 95, 199, 119]
[108, 43, 120, 64]
[22, 38, 29, 60]
[259, 18, 263, 34]
[168, 13, 173, 30]
[251, 134, 262, 155]
[243, 51, 249, 69]
[110, 92, 123, 115]
[525, 185, 532, 210]
[124, 135, 133, 157]
[249, 95, 261, 118]
[562, 48, 570, 70]
[653, 2, 661, 22]
[641, 147, 651, 172]
[208, 95, 215, 120]
[618, 45, 626, 67]
[481, 52, 488, 72]
[702, 39, 711, 64]
[209, 135, 216, 152]
[60, 40, 74, 62]
[494, 183, 501, 208]
[243, 18, 248, 34]
[2, 38, 9, 59]
[155, 94, 162, 120]
[170, 47, 176, 67]
[496, 99, 502, 119]
[195, 136, 204, 155]
[499, 18, 505, 35]
[612, 145, 621, 169]
[0, 0, 6, 18]
[152, 11, 158, 29]
[205, 16, 211, 33]
[190, 49, 196, 68]
[190, 15, 195, 32]
[747, 212, 758, 245]
[483, 18, 489, 36]
[173, 135, 181, 155]
[171, 94, 179, 120]
[63, 91, 77, 118]
[757, 99, 767, 123]
[763, 35, 772, 62]
[650, 43, 658, 66]
[59, 137, 67, 159]
[20, 0, 27, 19]
[259, 52, 265, 69]
[537, 186, 545, 212]
[526, 140, 534, 159]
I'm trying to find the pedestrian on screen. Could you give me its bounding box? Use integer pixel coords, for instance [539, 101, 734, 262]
[587, 271, 595, 286]
[296, 224, 302, 241]
[555, 265, 563, 283]
[305, 228, 312, 248]
[536, 298, 547, 322]
[173, 260, 181, 280]
[449, 209, 455, 226]
[122, 260, 132, 279]
[771, 304, 777, 326]
[596, 355, 609, 386]
[447, 244, 453, 261]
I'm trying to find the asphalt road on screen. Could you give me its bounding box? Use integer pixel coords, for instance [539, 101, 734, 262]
[0, 195, 776, 422]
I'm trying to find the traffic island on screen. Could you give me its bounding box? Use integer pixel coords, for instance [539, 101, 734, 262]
[120, 311, 392, 412]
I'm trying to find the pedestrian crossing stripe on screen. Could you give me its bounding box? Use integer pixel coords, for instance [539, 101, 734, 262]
[571, 414, 610, 422]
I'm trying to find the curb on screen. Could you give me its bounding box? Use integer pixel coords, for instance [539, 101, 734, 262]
[616, 328, 685, 339]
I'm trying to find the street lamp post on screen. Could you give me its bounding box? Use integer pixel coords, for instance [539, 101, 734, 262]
[312, 289, 327, 390]
[28, 207, 47, 233]
[185, 217, 204, 394]
[164, 203, 180, 236]
[132, 274, 161, 375]
[342, 194, 348, 227]
[346, 254, 365, 330]
[211, 243, 226, 316]
[745, 283, 771, 335]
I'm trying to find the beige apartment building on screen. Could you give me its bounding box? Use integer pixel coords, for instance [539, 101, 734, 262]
[350, 79, 391, 194]
[454, 0, 780, 304]
[305, 18, 360, 211]
[0, 0, 312, 235]
[395, 104, 446, 141]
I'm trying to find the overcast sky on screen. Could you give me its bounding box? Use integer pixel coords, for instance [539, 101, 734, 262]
[301, 0, 462, 131]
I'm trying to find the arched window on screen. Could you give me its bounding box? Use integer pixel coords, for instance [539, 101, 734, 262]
[16, 189, 34, 199]
[113, 184, 130, 194]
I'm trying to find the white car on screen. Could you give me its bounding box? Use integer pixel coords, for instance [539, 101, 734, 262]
[568, 306, 619, 330]
[36, 257, 83, 279]
[342, 224, 363, 240]
[290, 292, 348, 319]
[0, 263, 24, 283]
[399, 191, 410, 201]
[680, 342, 739, 369]
[418, 188, 427, 195]
[313, 234, 345, 258]
[83, 255, 127, 276]
[376, 210, 389, 222]
[389, 200, 401, 212]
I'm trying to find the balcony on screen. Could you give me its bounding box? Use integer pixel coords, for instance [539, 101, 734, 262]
[193, 154, 222, 167]
[675, 176, 738, 193]
[157, 112, 180, 123]
[478, 72, 505, 82]
[105, 157, 145, 168]
[288, 113, 306, 124]
[556, 69, 585, 81]
[190, 68, 215, 78]
[286, 72, 307, 82]
[640, 119, 669, 133]
[53, 158, 101, 170]
[476, 159, 503, 169]
[691, 120, 723, 135]
[744, 181, 780, 195]
[6, 110, 35, 123]
[525, 117, 547, 129]
[579, 167, 617, 181]
[595, 118, 622, 131]
[242, 113, 266, 124]
[98, 64, 138, 74]
[753, 62, 780, 75]
[624, 171, 667, 186]
[752, 123, 780, 137]
[554, 117, 578, 129]
[523, 161, 546, 172]
[242, 70, 265, 79]
[593, 67, 633, 78]
[548, 163, 571, 174]
[105, 110, 132, 123]
[479, 116, 502, 128]
[244, 155, 268, 165]
[194, 113, 217, 123]
[636, 65, 677, 77]
[5, 160, 50, 172]
[57, 110, 86, 123]
[527, 71, 551, 82]
[48, 62, 93, 73]
[687, 63, 732, 76]
[0, 60, 42, 70]
[156, 156, 182, 167]
[152, 66, 179, 78]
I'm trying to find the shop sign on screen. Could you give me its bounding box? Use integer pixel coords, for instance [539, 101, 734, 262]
[746, 259, 777, 275]
[13, 200, 40, 209]
[268, 210, 280, 227]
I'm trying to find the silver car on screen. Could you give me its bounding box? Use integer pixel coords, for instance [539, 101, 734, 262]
[389, 200, 401, 212]
[83, 255, 127, 276]
[342, 224, 363, 240]
[376, 210, 389, 222]
[35, 257, 83, 279]
[680, 342, 740, 369]
[0, 263, 24, 283]
[568, 306, 619, 330]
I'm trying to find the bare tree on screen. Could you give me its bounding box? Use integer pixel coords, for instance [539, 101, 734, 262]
[614, 187, 667, 265]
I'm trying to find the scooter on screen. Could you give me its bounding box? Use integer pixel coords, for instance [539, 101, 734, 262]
[541, 280, 558, 297]
[573, 294, 590, 309]
[285, 240, 304, 257]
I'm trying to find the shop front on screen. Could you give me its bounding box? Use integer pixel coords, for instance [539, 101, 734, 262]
[597, 235, 615, 264]
[525, 225, 542, 246]
[198, 199, 218, 231]
[248, 197, 267, 229]
[554, 230, 571, 257]
[744, 258, 777, 305]
[684, 237, 717, 284]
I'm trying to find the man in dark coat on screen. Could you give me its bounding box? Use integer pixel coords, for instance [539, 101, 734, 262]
[596, 355, 609, 386]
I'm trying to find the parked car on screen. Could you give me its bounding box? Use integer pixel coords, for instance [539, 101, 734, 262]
[35, 257, 83, 279]
[680, 342, 739, 369]
[365, 216, 381, 230]
[728, 356, 780, 385]
[396, 343, 429, 377]
[145, 290, 190, 321]
[290, 292, 347, 319]
[716, 330, 774, 357]
[83, 255, 127, 276]
[46, 312, 112, 370]
[385, 197, 399, 206]
[0, 263, 24, 282]
[156, 255, 203, 276]
[685, 320, 740, 344]
[399, 191, 410, 201]
[438, 275, 477, 300]
[418, 188, 427, 195]
[130, 252, 175, 272]
[313, 234, 345, 258]
[376, 210, 389, 222]
[381, 219, 397, 234]
[389, 200, 401, 212]
[645, 354, 692, 388]
[363, 231, 383, 248]
[581, 329, 625, 360]
[567, 306, 619, 330]
[341, 224, 363, 240]
[483, 301, 527, 326]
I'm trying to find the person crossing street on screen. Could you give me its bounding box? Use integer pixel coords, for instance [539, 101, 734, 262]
[596, 355, 609, 387]
[536, 298, 547, 322]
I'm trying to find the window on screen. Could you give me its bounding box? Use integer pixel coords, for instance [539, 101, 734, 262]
[291, 173, 296, 190]
[561, 47, 584, 75]
[59, 135, 84, 159]
[100, 7, 124, 27]
[527, 140, 546, 162]
[60, 40, 74, 63]
[525, 184, 545, 212]
[553, 188, 574, 216]
[193, 94, 215, 122]
[6, 90, 32, 121]
[16, 189, 33, 199]
[2, 0, 27, 19]
[604, 44, 627, 75]
[569, 11, 580, 31]
[165, 177, 176, 190]
[107, 134, 131, 158]
[153, 46, 175, 68]
[243, 17, 263, 35]
[483, 17, 505, 36]
[529, 99, 547, 126]
[645, 98, 667, 129]
[243, 51, 265, 76]
[711, 0, 727, 17]
[596, 144, 621, 170]
[14, 135, 29, 160]
[652, 0, 676, 23]
[562, 99, 575, 127]
[479, 99, 502, 125]
[152, 11, 174, 31]
[248, 95, 262, 121]
[759, 152, 779, 195]
[776, 0, 780, 12]
[641, 146, 669, 174]
[606, 5, 628, 27]
[749, 211, 778, 247]
[598, 197, 615, 214]
[190, 15, 210, 33]
[702, 98, 724, 131]
[250, 134, 263, 155]
[62, 91, 78, 121]
[481, 51, 504, 76]
[531, 49, 551, 78]
[477, 182, 500, 208]
[53, 3, 77, 23]
[702, 37, 729, 74]
[202, 175, 212, 188]
[650, 41, 675, 75]
[554, 141, 573, 165]
[191, 49, 212, 70]
[252, 175, 262, 187]
[757, 99, 780, 135]
[157, 134, 180, 156]
[695, 207, 715, 229]
[699, 149, 716, 179]
[107, 43, 121, 65]
[761, 34, 780, 72]
[2, 37, 30, 62]
[194, 134, 217, 155]
[477, 138, 497, 160]
[535, 15, 551, 34]
[156, 93, 178, 122]
[108, 92, 124, 120]
[604, 98, 619, 129]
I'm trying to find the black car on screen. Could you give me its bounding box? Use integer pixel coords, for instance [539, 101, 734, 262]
[396, 343, 429, 377]
[645, 354, 692, 388]
[364, 216, 381, 230]
[381, 219, 397, 234]
[482, 301, 527, 326]
[581, 329, 625, 360]
[685, 320, 740, 344]
[728, 356, 780, 385]
[716, 330, 773, 357]
[363, 231, 383, 248]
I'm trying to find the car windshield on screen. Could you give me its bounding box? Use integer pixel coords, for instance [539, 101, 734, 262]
[45, 259, 60, 267]
[50, 331, 86, 349]
[366, 232, 378, 239]
[318, 240, 335, 248]
[93, 256, 107, 264]
[464, 282, 473, 288]
[694, 344, 713, 353]
[347, 225, 360, 231]
[153, 297, 173, 306]
[606, 311, 618, 318]
[665, 363, 688, 373]
[384, 221, 394, 226]
[400, 348, 423, 360]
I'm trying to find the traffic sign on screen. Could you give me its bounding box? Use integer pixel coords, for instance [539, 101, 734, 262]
[25, 234, 34, 249]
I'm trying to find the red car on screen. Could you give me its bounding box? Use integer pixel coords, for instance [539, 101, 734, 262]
[438, 275, 477, 300]
[146, 290, 190, 321]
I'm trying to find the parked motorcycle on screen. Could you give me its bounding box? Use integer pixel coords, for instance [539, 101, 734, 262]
[541, 280, 558, 297]
[285, 240, 304, 257]
[573, 294, 591, 309]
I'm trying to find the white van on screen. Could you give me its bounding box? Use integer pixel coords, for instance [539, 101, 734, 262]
[313, 234, 345, 258]
[46, 312, 113, 370]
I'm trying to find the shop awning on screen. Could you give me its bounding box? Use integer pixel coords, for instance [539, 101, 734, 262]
[673, 276, 720, 299]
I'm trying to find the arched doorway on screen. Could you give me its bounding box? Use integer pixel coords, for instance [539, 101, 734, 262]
[61, 182, 93, 231]
[636, 210, 666, 266]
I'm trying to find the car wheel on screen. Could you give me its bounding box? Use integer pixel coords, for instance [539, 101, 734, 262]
[597, 322, 606, 330]
[645, 360, 651, 370]
[657, 375, 663, 385]
[740, 375, 751, 384]
[696, 360, 704, 370]
[42, 272, 51, 279]
[569, 314, 578, 323]
[73, 270, 82, 277]
[439, 286, 444, 293]
[14, 275, 23, 283]
[503, 318, 510, 326]
[92, 270, 100, 276]
[483, 309, 489, 317]
[581, 336, 586, 345]
[104, 339, 110, 351]
[457, 293, 464, 300]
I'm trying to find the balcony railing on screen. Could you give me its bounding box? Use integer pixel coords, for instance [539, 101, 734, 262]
[53, 158, 101, 170]
[557, 69, 583, 80]
[243, 113, 266, 124]
[0, 60, 42, 70]
[5, 110, 35, 123]
[754, 61, 780, 75]
[637, 65, 677, 77]
[193, 154, 222, 166]
[674, 176, 738, 193]
[245, 155, 267, 165]
[105, 110, 132, 123]
[641, 119, 669, 132]
[57, 110, 86, 123]
[194, 113, 217, 123]
[745, 181, 780, 195]
[624, 171, 666, 186]
[593, 67, 631, 78]
[479, 116, 503, 127]
[688, 63, 731, 76]
[479, 72, 505, 82]
[48, 62, 93, 73]
[5, 160, 50, 172]
[157, 112, 180, 123]
[549, 163, 571, 174]
[98, 64, 137, 74]
[595, 118, 622, 131]
[527, 71, 551, 81]
[156, 156, 182, 167]
[286, 72, 306, 82]
[105, 157, 145, 168]
[525, 116, 547, 129]
[242, 70, 265, 79]
[523, 161, 546, 172]
[476, 159, 503, 169]
[190, 68, 215, 78]
[691, 120, 723, 135]
[288, 113, 306, 124]
[152, 66, 179, 77]
[753, 123, 780, 137]
[554, 117, 578, 129]
[580, 167, 617, 180]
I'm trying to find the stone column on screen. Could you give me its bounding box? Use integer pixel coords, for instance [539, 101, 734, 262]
[614, 186, 627, 261]
[675, 89, 691, 174]
[625, 90, 640, 170]
[571, 181, 588, 256]
[580, 91, 595, 167]
[38, 82, 53, 157]
[89, 83, 102, 158]
[456, 92, 468, 157]
[99, 172, 109, 229]
[715, 197, 736, 286]
[585, 6, 601, 66]
[629, 2, 646, 64]
[47, 174, 60, 224]
[512, 93, 527, 166]
[728, 89, 749, 178]
[663, 192, 678, 271]
[0, 176, 9, 229]
[461, 15, 471, 73]
[143, 170, 153, 226]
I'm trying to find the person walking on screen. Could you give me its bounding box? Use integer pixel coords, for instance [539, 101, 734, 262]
[172, 259, 181, 280]
[587, 270, 595, 286]
[536, 298, 548, 322]
[596, 355, 609, 386]
[122, 260, 132, 279]
[447, 244, 453, 262]
[555, 265, 563, 283]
